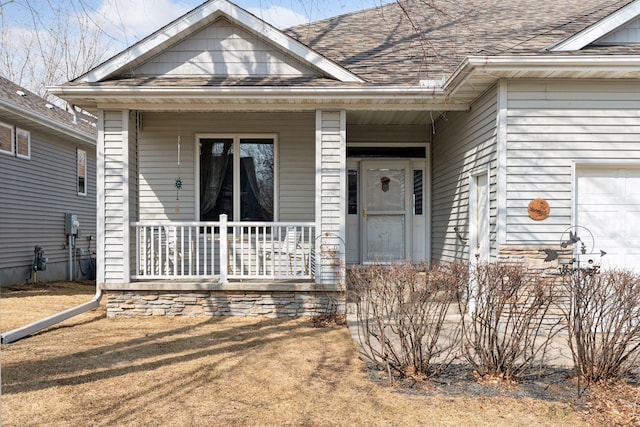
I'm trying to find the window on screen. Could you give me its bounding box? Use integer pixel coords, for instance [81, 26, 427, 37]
[0, 122, 14, 155]
[348, 169, 358, 214]
[200, 136, 275, 222]
[413, 169, 423, 215]
[15, 128, 30, 159]
[77, 148, 87, 195]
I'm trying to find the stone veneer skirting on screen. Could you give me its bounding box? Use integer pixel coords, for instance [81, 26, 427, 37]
[105, 288, 345, 318]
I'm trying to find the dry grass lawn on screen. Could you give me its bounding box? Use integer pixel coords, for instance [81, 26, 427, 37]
[0, 281, 628, 426]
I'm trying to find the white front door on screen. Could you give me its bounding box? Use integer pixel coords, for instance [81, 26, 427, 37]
[361, 161, 412, 262]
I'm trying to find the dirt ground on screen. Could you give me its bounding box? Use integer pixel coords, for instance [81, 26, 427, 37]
[0, 281, 637, 426]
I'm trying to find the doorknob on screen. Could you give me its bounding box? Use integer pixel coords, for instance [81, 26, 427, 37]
[363, 209, 367, 218]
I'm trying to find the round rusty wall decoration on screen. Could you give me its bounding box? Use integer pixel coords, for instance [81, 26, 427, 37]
[528, 198, 550, 221]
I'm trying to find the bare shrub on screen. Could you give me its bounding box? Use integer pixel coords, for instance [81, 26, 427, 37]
[561, 268, 640, 383]
[458, 262, 562, 381]
[349, 262, 464, 380]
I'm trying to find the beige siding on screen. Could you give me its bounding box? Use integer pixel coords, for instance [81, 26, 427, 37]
[137, 112, 315, 222]
[134, 17, 318, 78]
[102, 111, 127, 283]
[432, 86, 498, 262]
[0, 124, 96, 285]
[316, 110, 346, 285]
[505, 80, 640, 244]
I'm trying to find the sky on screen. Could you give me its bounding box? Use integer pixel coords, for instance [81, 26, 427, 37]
[2, 0, 394, 47]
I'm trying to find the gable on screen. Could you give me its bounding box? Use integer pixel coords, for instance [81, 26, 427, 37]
[593, 16, 640, 45]
[74, 0, 362, 84]
[550, 0, 640, 51]
[130, 17, 320, 78]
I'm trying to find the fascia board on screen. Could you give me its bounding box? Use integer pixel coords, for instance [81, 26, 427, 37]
[0, 100, 95, 144]
[549, 0, 640, 51]
[76, 0, 363, 84]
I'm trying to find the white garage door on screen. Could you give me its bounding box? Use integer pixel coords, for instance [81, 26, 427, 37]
[577, 167, 640, 272]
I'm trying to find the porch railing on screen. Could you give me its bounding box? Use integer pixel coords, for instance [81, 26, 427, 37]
[131, 215, 315, 281]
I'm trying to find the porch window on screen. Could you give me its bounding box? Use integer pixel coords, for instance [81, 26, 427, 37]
[200, 136, 274, 222]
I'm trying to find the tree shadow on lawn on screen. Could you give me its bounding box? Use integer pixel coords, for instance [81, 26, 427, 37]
[1, 317, 336, 396]
[2, 316, 357, 426]
[0, 280, 96, 298]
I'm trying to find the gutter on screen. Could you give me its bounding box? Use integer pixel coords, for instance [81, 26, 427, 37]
[0, 286, 102, 344]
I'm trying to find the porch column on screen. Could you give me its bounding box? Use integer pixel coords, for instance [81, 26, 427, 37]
[96, 110, 130, 286]
[315, 110, 347, 286]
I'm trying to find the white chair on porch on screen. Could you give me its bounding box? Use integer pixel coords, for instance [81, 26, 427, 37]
[264, 227, 307, 276]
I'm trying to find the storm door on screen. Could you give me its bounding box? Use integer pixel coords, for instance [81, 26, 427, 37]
[361, 160, 412, 262]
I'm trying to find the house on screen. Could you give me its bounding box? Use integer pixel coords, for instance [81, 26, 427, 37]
[0, 76, 97, 286]
[49, 0, 640, 317]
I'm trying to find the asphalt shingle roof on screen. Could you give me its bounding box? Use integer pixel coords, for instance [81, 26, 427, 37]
[0, 76, 96, 136]
[285, 0, 638, 84]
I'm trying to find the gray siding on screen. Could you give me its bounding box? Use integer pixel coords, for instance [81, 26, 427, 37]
[505, 80, 640, 244]
[134, 17, 318, 78]
[596, 17, 640, 45]
[0, 122, 96, 286]
[137, 112, 315, 222]
[432, 86, 498, 262]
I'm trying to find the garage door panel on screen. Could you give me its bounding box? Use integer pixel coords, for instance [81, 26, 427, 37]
[578, 210, 619, 238]
[626, 209, 640, 240]
[577, 167, 640, 272]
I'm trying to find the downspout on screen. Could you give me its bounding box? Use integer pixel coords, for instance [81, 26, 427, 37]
[0, 285, 102, 344]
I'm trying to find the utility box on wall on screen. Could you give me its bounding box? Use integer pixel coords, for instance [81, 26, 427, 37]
[65, 213, 79, 236]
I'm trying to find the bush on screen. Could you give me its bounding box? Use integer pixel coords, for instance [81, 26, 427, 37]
[561, 268, 640, 383]
[349, 262, 464, 379]
[458, 262, 562, 381]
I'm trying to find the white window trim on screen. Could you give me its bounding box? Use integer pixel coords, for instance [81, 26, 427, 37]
[195, 133, 279, 221]
[0, 121, 15, 156]
[15, 128, 31, 160]
[77, 148, 87, 196]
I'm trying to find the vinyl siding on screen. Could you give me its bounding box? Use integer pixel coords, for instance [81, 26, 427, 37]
[432, 86, 498, 262]
[137, 112, 315, 222]
[316, 110, 346, 285]
[505, 80, 640, 244]
[102, 111, 127, 282]
[0, 122, 96, 285]
[133, 17, 318, 78]
[595, 16, 640, 45]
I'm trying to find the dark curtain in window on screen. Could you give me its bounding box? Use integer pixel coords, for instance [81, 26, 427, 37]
[200, 140, 232, 220]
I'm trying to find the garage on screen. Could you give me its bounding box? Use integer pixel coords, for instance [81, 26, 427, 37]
[576, 167, 640, 272]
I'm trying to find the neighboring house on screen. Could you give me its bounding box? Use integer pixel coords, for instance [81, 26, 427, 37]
[0, 76, 97, 286]
[49, 0, 640, 317]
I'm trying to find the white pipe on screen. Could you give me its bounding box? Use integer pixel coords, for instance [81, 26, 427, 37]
[1, 286, 102, 344]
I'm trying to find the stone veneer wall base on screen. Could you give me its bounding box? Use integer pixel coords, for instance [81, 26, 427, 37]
[106, 290, 345, 318]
